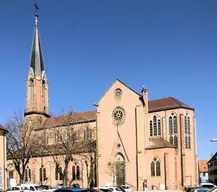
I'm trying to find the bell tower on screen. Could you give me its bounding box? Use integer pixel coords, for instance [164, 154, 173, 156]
[24, 4, 50, 119]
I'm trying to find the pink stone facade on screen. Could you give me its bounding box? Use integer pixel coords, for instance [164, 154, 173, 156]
[6, 13, 198, 190]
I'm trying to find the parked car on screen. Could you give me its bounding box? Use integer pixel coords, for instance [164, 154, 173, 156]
[21, 184, 43, 192]
[6, 186, 29, 192]
[40, 185, 56, 192]
[94, 187, 112, 192]
[200, 183, 216, 189]
[54, 188, 89, 192]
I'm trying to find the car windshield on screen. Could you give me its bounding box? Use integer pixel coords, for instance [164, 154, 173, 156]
[21, 187, 29, 190]
[35, 186, 43, 190]
[201, 185, 214, 189]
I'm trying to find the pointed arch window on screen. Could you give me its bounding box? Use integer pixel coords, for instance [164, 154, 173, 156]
[185, 114, 191, 149]
[187, 117, 190, 134]
[150, 116, 161, 137]
[169, 136, 173, 145]
[153, 116, 157, 136]
[29, 78, 34, 102]
[55, 165, 62, 180]
[168, 113, 178, 147]
[150, 158, 161, 177]
[185, 116, 187, 134]
[173, 116, 177, 134]
[150, 121, 153, 136]
[185, 135, 188, 148]
[72, 166, 76, 180]
[158, 119, 161, 136]
[156, 161, 161, 176]
[174, 135, 178, 147]
[76, 166, 80, 180]
[151, 162, 155, 176]
[25, 166, 31, 182]
[169, 117, 173, 135]
[43, 168, 46, 181]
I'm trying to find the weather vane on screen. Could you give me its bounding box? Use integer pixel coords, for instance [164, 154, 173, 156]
[34, 3, 39, 16]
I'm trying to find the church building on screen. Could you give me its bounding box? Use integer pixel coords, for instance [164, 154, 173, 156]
[7, 9, 198, 190]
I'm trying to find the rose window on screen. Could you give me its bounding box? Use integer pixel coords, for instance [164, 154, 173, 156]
[112, 107, 125, 124]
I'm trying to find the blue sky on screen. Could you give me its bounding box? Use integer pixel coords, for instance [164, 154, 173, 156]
[0, 1, 216, 159]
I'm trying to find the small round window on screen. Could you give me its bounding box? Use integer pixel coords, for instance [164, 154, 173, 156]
[114, 88, 122, 98]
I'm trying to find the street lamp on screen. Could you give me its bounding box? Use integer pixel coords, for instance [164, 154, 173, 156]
[210, 139, 217, 142]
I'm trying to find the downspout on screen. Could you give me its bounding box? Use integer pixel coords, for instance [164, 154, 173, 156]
[179, 114, 184, 186]
[135, 105, 140, 191]
[164, 153, 167, 189]
[3, 132, 6, 189]
[96, 112, 100, 187]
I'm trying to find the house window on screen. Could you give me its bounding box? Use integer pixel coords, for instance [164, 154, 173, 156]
[168, 113, 178, 147]
[185, 114, 191, 149]
[150, 158, 161, 177]
[0, 167, 2, 186]
[9, 171, 14, 179]
[150, 116, 161, 137]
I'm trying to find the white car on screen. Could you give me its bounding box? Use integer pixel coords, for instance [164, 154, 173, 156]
[20, 184, 43, 192]
[6, 186, 29, 192]
[120, 185, 133, 192]
[107, 187, 122, 192]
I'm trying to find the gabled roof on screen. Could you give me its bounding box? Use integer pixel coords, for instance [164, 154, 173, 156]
[208, 152, 217, 163]
[43, 110, 96, 128]
[198, 160, 208, 173]
[145, 137, 176, 150]
[43, 97, 193, 127]
[0, 124, 8, 134]
[95, 79, 140, 106]
[148, 96, 194, 112]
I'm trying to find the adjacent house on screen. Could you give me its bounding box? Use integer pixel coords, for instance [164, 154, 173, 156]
[0, 125, 8, 190]
[198, 160, 209, 183]
[208, 153, 217, 185]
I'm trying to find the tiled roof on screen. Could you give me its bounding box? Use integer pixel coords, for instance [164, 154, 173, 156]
[198, 160, 208, 173]
[0, 124, 8, 133]
[146, 137, 176, 149]
[44, 97, 193, 127]
[148, 97, 194, 112]
[44, 110, 96, 128]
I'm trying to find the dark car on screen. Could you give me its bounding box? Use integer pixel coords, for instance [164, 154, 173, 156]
[54, 188, 88, 192]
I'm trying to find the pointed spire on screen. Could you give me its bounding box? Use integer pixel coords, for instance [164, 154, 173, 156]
[30, 3, 45, 76]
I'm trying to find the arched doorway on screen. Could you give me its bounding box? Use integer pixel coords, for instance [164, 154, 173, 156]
[116, 153, 125, 186]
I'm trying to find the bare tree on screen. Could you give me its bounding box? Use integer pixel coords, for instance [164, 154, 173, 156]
[107, 160, 125, 186]
[38, 109, 96, 187]
[5, 111, 39, 184]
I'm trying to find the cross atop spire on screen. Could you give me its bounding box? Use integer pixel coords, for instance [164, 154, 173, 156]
[29, 3, 45, 77]
[34, 3, 39, 24]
